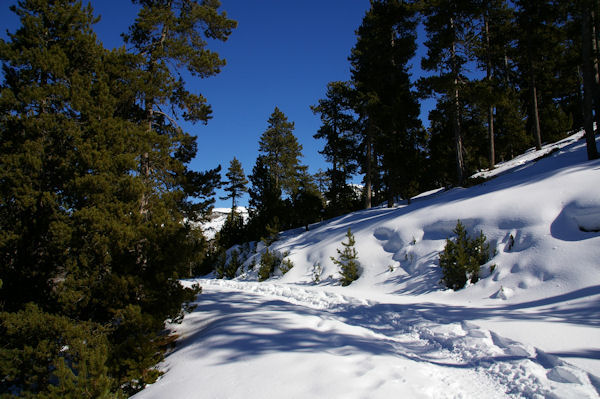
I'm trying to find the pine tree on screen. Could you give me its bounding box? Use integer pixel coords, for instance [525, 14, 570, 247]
[579, 0, 600, 160]
[291, 171, 324, 231]
[420, 0, 479, 186]
[514, 0, 573, 149]
[331, 228, 360, 286]
[123, 0, 236, 221]
[258, 107, 304, 195]
[350, 0, 425, 206]
[311, 81, 360, 216]
[247, 156, 285, 241]
[0, 0, 234, 395]
[221, 157, 249, 212]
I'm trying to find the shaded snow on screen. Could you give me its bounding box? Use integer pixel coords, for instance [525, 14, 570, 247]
[134, 132, 600, 398]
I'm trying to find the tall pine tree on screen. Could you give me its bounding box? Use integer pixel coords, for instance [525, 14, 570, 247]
[258, 107, 304, 195]
[0, 0, 236, 395]
[311, 81, 360, 216]
[350, 0, 425, 206]
[420, 0, 478, 186]
[221, 157, 249, 212]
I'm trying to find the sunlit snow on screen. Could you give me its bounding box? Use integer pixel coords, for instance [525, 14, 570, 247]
[133, 132, 600, 399]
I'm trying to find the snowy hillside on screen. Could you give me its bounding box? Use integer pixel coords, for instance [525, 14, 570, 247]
[194, 206, 248, 240]
[134, 132, 600, 398]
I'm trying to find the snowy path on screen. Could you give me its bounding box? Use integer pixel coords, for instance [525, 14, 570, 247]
[133, 280, 599, 399]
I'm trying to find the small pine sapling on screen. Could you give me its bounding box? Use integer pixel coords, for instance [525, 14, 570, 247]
[224, 249, 241, 279]
[439, 220, 491, 290]
[258, 248, 280, 281]
[312, 263, 323, 283]
[331, 228, 360, 286]
[280, 258, 294, 275]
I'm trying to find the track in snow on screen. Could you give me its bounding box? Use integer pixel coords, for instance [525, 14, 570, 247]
[133, 280, 599, 399]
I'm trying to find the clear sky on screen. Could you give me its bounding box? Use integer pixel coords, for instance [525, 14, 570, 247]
[1, 1, 435, 208]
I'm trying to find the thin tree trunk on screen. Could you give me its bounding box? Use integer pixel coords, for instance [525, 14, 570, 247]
[592, 5, 600, 131]
[451, 17, 464, 186]
[530, 73, 542, 150]
[582, 3, 600, 159]
[365, 129, 372, 209]
[485, 16, 495, 168]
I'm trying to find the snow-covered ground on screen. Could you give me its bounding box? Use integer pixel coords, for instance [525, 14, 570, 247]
[193, 206, 248, 240]
[134, 132, 600, 398]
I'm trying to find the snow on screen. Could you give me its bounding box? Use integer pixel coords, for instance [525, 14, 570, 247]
[133, 132, 600, 398]
[193, 207, 248, 240]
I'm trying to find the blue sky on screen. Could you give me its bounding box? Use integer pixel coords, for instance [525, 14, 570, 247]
[1, 0, 436, 208]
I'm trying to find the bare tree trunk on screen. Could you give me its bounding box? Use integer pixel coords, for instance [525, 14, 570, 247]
[365, 127, 372, 209]
[530, 73, 542, 151]
[592, 4, 600, 131]
[485, 16, 495, 168]
[582, 2, 600, 159]
[451, 17, 464, 186]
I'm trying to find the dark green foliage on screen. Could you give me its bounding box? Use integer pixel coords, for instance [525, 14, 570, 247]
[258, 248, 280, 282]
[331, 228, 360, 286]
[221, 157, 249, 210]
[0, 304, 113, 399]
[311, 81, 361, 216]
[247, 156, 285, 241]
[350, 0, 426, 206]
[291, 172, 324, 231]
[225, 249, 241, 279]
[280, 258, 294, 275]
[0, 0, 233, 396]
[258, 107, 304, 195]
[217, 210, 247, 250]
[439, 220, 491, 290]
[514, 0, 575, 149]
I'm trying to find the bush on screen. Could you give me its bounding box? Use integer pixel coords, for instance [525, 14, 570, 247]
[312, 263, 323, 283]
[280, 258, 294, 275]
[439, 220, 491, 290]
[258, 248, 279, 282]
[331, 228, 360, 286]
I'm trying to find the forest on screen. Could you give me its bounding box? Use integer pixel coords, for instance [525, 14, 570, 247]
[0, 0, 598, 397]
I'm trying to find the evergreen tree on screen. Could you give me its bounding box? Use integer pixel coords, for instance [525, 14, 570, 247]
[221, 157, 249, 212]
[291, 171, 324, 231]
[470, 0, 526, 168]
[247, 156, 285, 241]
[258, 107, 304, 195]
[0, 0, 234, 395]
[419, 0, 479, 186]
[350, 0, 425, 206]
[514, 0, 573, 150]
[123, 0, 236, 220]
[579, 0, 600, 160]
[311, 81, 360, 216]
[331, 228, 360, 286]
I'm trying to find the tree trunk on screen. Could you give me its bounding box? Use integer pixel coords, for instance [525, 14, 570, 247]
[582, 2, 600, 160]
[592, 4, 600, 131]
[485, 16, 495, 168]
[365, 129, 372, 209]
[450, 18, 464, 186]
[530, 73, 542, 151]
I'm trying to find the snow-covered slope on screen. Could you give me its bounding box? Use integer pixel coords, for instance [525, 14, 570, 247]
[195, 206, 248, 240]
[134, 132, 600, 398]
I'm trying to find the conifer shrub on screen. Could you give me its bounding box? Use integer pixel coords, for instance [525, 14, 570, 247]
[280, 258, 294, 275]
[439, 220, 491, 290]
[258, 248, 280, 281]
[331, 228, 360, 286]
[312, 263, 323, 283]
